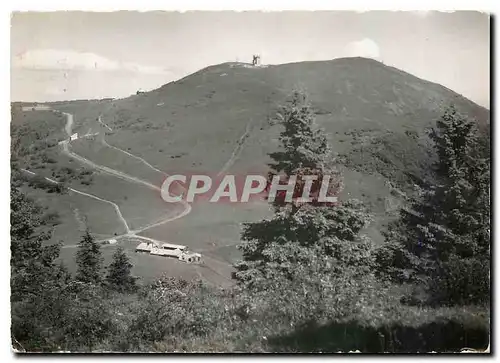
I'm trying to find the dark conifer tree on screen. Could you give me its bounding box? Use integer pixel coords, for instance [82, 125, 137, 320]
[75, 230, 103, 285]
[235, 91, 373, 289]
[377, 106, 490, 305]
[106, 246, 137, 292]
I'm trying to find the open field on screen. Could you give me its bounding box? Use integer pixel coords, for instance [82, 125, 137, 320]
[20, 185, 126, 244]
[139, 200, 273, 261]
[67, 172, 175, 231]
[70, 136, 165, 187]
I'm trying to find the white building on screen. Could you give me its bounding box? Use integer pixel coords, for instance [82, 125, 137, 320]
[135, 241, 201, 263]
[151, 243, 187, 258]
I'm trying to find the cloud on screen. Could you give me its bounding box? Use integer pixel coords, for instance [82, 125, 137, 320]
[12, 49, 171, 75]
[345, 38, 381, 59]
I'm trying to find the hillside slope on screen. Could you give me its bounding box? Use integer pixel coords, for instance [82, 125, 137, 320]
[97, 57, 488, 179]
[38, 57, 490, 248]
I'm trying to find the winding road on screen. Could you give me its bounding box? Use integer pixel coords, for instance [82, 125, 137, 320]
[60, 113, 162, 192]
[21, 168, 130, 234]
[28, 108, 249, 277]
[21, 106, 253, 285]
[44, 110, 192, 248]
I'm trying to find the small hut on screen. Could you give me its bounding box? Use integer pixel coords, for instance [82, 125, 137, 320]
[179, 252, 202, 264]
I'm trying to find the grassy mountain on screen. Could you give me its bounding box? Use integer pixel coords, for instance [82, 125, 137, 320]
[86, 57, 489, 240]
[95, 56, 488, 179]
[12, 57, 489, 280]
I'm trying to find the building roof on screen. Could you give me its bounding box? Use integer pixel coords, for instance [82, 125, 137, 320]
[183, 252, 201, 258]
[161, 243, 186, 250]
[136, 242, 153, 251]
[151, 248, 182, 257]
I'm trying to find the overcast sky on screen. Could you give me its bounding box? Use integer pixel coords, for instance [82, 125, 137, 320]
[11, 11, 490, 107]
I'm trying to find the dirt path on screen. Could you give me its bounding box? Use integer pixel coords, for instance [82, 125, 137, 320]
[62, 139, 161, 191]
[68, 188, 130, 233]
[95, 116, 193, 232]
[23, 108, 196, 247]
[48, 110, 192, 248]
[99, 117, 165, 175]
[96, 114, 254, 258]
[92, 113, 252, 272]
[97, 116, 113, 132]
[60, 111, 155, 190]
[20, 168, 130, 235]
[217, 118, 253, 176]
[93, 113, 253, 273]
[35, 110, 249, 274]
[62, 112, 73, 136]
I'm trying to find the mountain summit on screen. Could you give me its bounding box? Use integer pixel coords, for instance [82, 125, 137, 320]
[49, 57, 489, 244]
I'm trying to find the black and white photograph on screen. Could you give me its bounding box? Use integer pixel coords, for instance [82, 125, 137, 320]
[9, 9, 491, 353]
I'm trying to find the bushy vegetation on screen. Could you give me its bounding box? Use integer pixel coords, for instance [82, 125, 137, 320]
[11, 94, 489, 352]
[11, 109, 65, 175]
[25, 175, 68, 194]
[11, 108, 95, 187]
[340, 129, 435, 188]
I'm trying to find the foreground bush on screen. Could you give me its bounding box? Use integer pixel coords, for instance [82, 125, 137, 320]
[268, 304, 489, 353]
